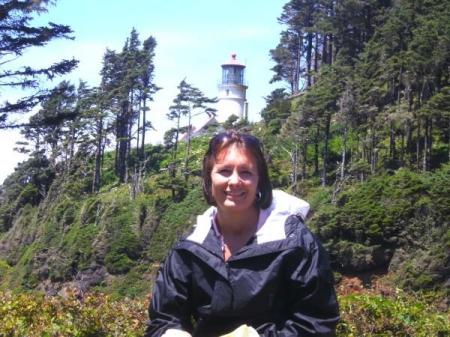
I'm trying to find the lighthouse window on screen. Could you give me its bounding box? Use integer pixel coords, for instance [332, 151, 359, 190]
[222, 67, 244, 85]
[234, 68, 244, 84]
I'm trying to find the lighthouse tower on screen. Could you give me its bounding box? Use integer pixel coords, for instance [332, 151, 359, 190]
[217, 53, 248, 123]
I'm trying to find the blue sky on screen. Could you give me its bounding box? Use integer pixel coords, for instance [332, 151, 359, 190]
[0, 0, 287, 183]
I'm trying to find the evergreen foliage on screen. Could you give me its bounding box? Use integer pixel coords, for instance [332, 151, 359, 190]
[337, 290, 449, 336]
[312, 165, 450, 290]
[167, 79, 217, 178]
[99, 28, 159, 183]
[146, 182, 208, 261]
[0, 0, 78, 127]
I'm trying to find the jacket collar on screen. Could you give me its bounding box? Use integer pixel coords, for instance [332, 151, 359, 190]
[186, 190, 310, 246]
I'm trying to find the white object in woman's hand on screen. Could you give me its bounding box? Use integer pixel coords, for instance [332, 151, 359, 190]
[161, 329, 192, 337]
[219, 324, 259, 337]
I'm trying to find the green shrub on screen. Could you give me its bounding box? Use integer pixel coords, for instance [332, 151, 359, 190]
[0, 289, 447, 336]
[0, 290, 147, 336]
[337, 291, 450, 336]
[104, 251, 135, 274]
[147, 182, 207, 261]
[103, 264, 155, 299]
[312, 168, 449, 289]
[16, 184, 39, 207]
[62, 223, 99, 270]
[0, 259, 10, 282]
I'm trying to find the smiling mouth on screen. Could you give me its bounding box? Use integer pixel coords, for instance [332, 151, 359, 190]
[225, 191, 245, 198]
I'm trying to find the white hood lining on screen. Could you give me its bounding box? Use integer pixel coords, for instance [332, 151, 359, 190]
[186, 190, 310, 245]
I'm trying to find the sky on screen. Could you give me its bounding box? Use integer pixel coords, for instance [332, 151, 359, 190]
[0, 0, 287, 183]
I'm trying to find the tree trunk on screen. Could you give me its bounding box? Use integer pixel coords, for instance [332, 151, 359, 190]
[370, 131, 376, 174]
[389, 122, 396, 165]
[116, 102, 129, 183]
[400, 131, 405, 166]
[423, 117, 428, 172]
[141, 98, 147, 162]
[406, 120, 413, 168]
[428, 118, 432, 169]
[328, 34, 334, 65]
[302, 139, 307, 181]
[136, 101, 141, 160]
[306, 32, 313, 88]
[358, 135, 365, 182]
[174, 115, 180, 160]
[126, 93, 135, 182]
[322, 35, 328, 66]
[422, 117, 432, 171]
[293, 33, 303, 94]
[314, 125, 320, 175]
[341, 125, 348, 180]
[67, 123, 76, 173]
[322, 113, 331, 186]
[184, 106, 192, 180]
[313, 33, 319, 84]
[416, 119, 421, 171]
[293, 143, 298, 192]
[92, 115, 104, 193]
[448, 119, 450, 162]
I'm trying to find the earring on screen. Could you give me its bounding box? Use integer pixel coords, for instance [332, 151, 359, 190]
[256, 191, 262, 201]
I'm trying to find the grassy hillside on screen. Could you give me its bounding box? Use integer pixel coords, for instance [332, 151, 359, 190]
[0, 137, 212, 296]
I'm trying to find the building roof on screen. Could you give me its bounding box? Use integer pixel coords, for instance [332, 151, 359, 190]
[221, 53, 245, 68]
[179, 116, 219, 141]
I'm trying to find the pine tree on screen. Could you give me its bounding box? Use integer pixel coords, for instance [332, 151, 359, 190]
[20, 81, 77, 170]
[137, 36, 159, 162]
[167, 79, 217, 177]
[0, 0, 78, 127]
[99, 29, 159, 183]
[167, 79, 191, 167]
[270, 29, 303, 94]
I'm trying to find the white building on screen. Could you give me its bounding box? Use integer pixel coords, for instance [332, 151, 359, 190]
[216, 53, 248, 123]
[180, 54, 248, 141]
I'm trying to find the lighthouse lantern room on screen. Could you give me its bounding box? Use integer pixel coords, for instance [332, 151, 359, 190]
[217, 53, 248, 123]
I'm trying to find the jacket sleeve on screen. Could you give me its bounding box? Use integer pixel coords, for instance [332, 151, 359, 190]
[257, 227, 340, 337]
[145, 249, 194, 337]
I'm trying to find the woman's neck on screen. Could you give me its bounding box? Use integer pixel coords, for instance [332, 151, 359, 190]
[215, 206, 259, 237]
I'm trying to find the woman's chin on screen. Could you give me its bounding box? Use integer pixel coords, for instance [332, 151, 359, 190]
[221, 199, 253, 211]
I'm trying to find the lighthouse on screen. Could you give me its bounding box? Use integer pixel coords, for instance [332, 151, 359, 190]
[217, 53, 248, 123]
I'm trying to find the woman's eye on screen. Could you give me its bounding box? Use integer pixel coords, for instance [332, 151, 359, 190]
[240, 171, 253, 178]
[218, 169, 231, 175]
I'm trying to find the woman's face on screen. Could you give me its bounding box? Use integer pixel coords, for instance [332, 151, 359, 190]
[210, 144, 259, 215]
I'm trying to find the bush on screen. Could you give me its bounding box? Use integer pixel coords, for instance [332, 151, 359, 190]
[0, 290, 147, 336]
[0, 288, 447, 336]
[104, 251, 135, 274]
[0, 259, 10, 282]
[147, 182, 207, 261]
[312, 168, 450, 289]
[337, 291, 450, 336]
[16, 184, 39, 207]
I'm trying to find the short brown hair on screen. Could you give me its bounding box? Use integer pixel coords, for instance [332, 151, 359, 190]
[202, 130, 273, 209]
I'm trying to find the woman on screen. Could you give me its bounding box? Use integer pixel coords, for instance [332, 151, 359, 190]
[145, 131, 339, 337]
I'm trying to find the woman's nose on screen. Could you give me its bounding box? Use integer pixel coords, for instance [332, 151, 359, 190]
[228, 170, 241, 185]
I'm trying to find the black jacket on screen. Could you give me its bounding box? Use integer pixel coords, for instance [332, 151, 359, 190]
[146, 190, 339, 337]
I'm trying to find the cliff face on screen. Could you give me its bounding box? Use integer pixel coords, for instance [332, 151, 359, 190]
[0, 171, 208, 297]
